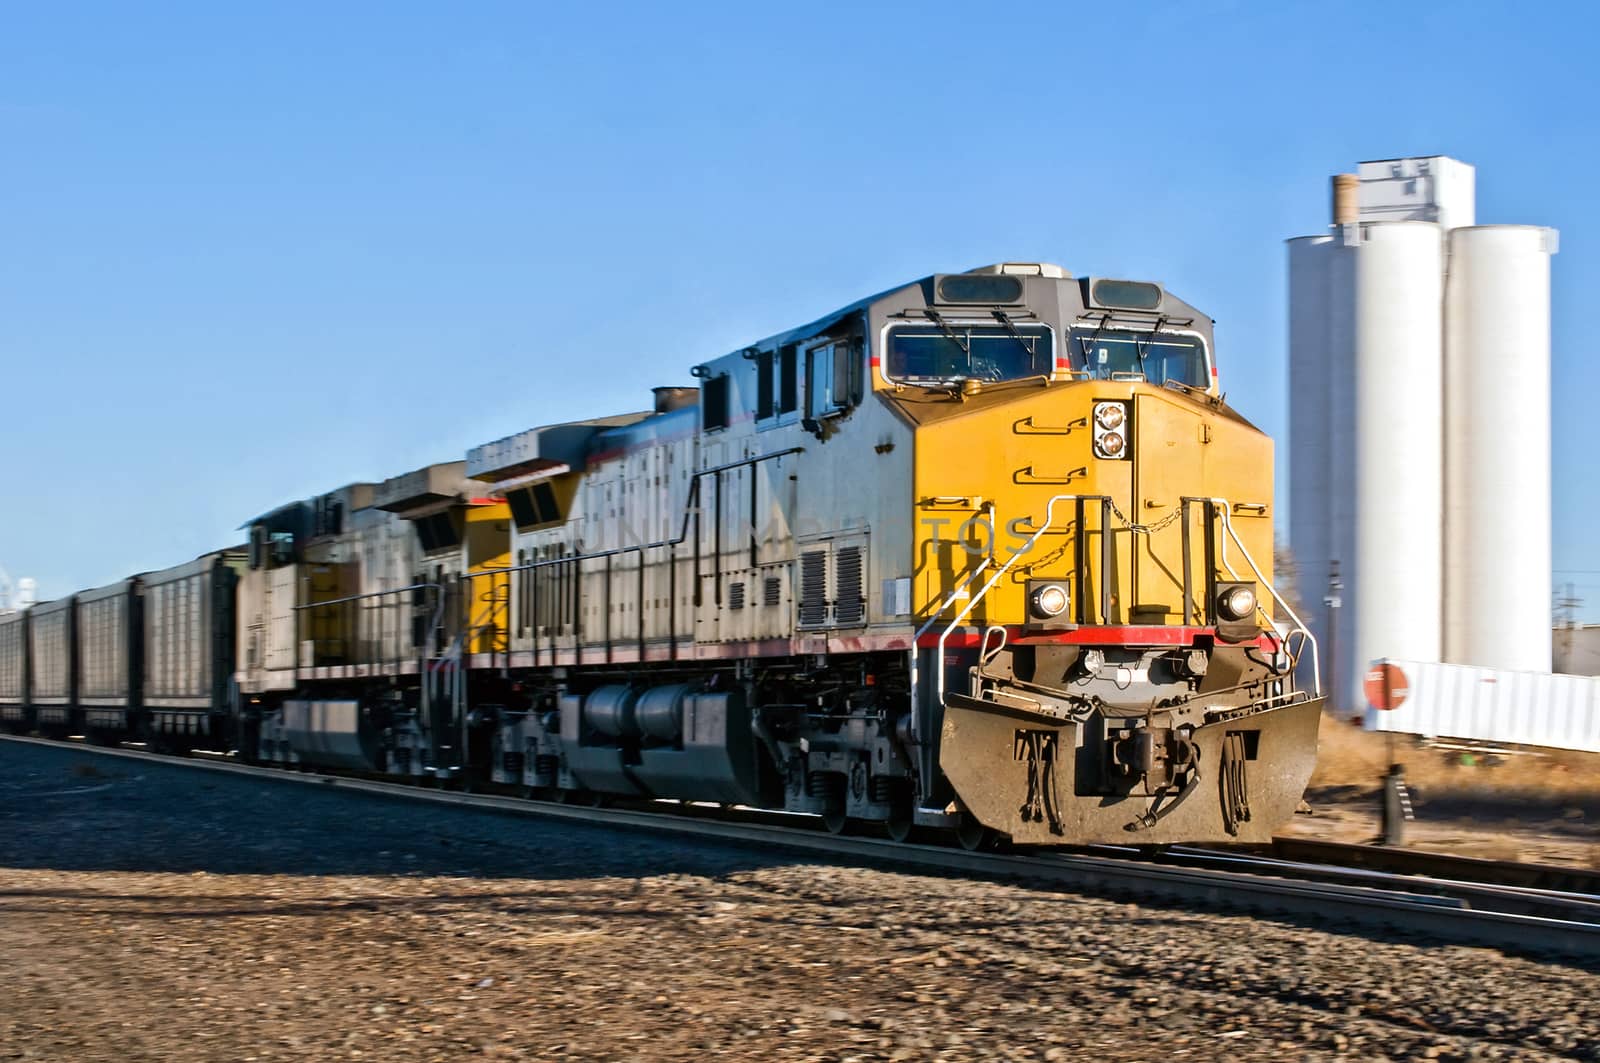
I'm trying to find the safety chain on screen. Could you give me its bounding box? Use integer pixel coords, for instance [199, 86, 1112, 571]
[1015, 499, 1185, 576]
[1103, 498, 1186, 537]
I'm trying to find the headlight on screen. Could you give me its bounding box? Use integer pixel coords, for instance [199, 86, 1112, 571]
[1094, 403, 1125, 430]
[1092, 401, 1131, 460]
[1030, 583, 1069, 619]
[1216, 584, 1257, 621]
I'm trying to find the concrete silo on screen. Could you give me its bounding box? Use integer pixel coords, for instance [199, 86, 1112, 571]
[1286, 235, 1335, 624]
[1285, 156, 1556, 714]
[1351, 221, 1445, 702]
[1443, 225, 1558, 672]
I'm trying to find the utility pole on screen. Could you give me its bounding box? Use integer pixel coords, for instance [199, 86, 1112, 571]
[1556, 582, 1581, 671]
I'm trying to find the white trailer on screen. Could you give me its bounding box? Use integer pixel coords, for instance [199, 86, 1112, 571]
[1365, 658, 1600, 754]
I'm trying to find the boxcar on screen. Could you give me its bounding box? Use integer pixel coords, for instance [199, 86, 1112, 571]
[28, 596, 76, 735]
[143, 550, 247, 749]
[76, 578, 144, 740]
[0, 611, 28, 731]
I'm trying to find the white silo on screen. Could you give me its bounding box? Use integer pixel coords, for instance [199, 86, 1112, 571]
[1325, 233, 1358, 709]
[1350, 221, 1445, 705]
[1286, 235, 1334, 615]
[1287, 156, 1557, 715]
[1443, 225, 1558, 672]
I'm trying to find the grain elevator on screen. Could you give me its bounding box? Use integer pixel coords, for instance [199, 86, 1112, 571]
[1287, 157, 1558, 713]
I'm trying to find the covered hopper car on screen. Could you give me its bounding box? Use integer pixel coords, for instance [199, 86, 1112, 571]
[4, 262, 1322, 847]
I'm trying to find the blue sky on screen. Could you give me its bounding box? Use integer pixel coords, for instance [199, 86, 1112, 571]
[1, 1, 1596, 619]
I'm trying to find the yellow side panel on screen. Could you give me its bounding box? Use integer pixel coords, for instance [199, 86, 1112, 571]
[304, 562, 359, 664]
[466, 503, 511, 654]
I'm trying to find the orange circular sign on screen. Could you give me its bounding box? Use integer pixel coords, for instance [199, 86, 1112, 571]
[1364, 663, 1409, 711]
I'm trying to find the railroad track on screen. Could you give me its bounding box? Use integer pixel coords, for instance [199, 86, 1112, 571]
[1264, 835, 1600, 896]
[4, 733, 1597, 961]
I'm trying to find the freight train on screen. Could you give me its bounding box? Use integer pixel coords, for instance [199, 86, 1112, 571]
[0, 262, 1322, 847]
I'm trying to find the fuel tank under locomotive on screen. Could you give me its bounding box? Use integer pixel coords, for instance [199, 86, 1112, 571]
[493, 683, 770, 805]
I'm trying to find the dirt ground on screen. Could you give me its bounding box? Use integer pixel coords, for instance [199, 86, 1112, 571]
[2, 741, 1598, 1063]
[1284, 716, 1600, 868]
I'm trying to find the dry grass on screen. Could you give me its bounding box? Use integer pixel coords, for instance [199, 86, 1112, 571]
[1311, 712, 1600, 805]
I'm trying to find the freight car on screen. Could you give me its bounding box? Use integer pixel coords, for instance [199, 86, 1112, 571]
[6, 262, 1322, 847]
[0, 610, 28, 733]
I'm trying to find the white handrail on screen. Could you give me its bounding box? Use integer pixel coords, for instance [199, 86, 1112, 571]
[907, 507, 996, 734]
[936, 494, 1081, 706]
[922, 493, 1322, 712]
[1210, 498, 1321, 697]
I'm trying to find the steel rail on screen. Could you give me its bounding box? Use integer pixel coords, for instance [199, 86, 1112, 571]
[1264, 836, 1600, 897]
[2, 733, 1596, 961]
[1134, 845, 1600, 925]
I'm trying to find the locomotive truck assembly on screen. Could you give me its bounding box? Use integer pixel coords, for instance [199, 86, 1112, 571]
[0, 262, 1322, 847]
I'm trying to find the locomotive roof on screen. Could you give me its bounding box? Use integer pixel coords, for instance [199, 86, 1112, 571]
[694, 263, 1213, 377]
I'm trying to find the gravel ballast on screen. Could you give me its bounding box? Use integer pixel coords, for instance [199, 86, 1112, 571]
[1, 742, 1595, 1062]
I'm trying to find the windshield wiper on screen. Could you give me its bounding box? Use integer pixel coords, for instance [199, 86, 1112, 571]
[923, 309, 970, 357]
[990, 309, 1036, 359]
[1076, 313, 1110, 374]
[1133, 314, 1167, 380]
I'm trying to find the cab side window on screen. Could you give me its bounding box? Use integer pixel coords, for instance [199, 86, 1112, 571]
[806, 339, 860, 419]
[778, 345, 799, 414]
[756, 350, 775, 420]
[702, 373, 730, 431]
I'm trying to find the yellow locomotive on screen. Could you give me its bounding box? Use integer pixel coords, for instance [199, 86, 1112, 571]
[4, 262, 1321, 848]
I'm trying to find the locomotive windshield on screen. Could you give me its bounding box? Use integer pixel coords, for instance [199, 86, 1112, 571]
[884, 322, 1053, 383]
[1068, 327, 1209, 387]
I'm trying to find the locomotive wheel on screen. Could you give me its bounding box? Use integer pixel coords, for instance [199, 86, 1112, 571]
[821, 806, 849, 835]
[954, 810, 995, 852]
[885, 803, 916, 844]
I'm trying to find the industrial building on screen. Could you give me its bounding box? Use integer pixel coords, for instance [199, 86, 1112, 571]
[1555, 625, 1600, 678]
[1287, 156, 1559, 714]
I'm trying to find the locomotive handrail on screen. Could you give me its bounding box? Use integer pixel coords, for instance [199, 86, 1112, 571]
[935, 494, 1103, 707]
[290, 582, 442, 611]
[291, 581, 447, 672]
[1204, 497, 1321, 697]
[930, 493, 1321, 711]
[908, 503, 996, 737]
[463, 447, 808, 582]
[461, 446, 805, 663]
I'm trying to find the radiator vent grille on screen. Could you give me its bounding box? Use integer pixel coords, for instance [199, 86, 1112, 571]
[764, 577, 782, 607]
[834, 546, 865, 626]
[798, 551, 828, 627]
[728, 581, 746, 610]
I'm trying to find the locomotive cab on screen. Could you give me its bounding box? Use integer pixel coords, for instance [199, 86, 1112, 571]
[875, 264, 1322, 844]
